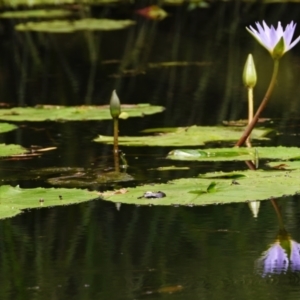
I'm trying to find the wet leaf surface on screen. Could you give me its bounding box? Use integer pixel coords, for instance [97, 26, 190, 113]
[0, 144, 27, 157]
[0, 104, 164, 121]
[167, 147, 300, 161]
[95, 125, 271, 146]
[102, 169, 300, 206]
[0, 185, 99, 219]
[15, 18, 136, 32]
[0, 123, 17, 134]
[0, 9, 73, 18]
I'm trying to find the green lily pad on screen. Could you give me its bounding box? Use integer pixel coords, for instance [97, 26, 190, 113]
[0, 144, 27, 157]
[0, 123, 17, 134]
[0, 9, 73, 18]
[167, 147, 300, 161]
[102, 169, 300, 206]
[94, 126, 271, 146]
[15, 18, 136, 33]
[0, 185, 100, 219]
[0, 104, 164, 122]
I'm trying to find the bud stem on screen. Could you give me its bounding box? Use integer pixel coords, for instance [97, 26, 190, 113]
[236, 59, 280, 147]
[113, 117, 120, 172]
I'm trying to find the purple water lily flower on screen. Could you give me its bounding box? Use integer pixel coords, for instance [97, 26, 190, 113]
[246, 21, 300, 58]
[290, 240, 300, 272]
[256, 239, 300, 276]
[256, 241, 288, 276]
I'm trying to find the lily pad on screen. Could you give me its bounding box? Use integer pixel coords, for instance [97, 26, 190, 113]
[15, 18, 136, 33]
[0, 104, 164, 122]
[0, 144, 27, 157]
[102, 169, 300, 206]
[0, 185, 100, 219]
[0, 123, 17, 134]
[95, 126, 271, 146]
[167, 147, 300, 161]
[0, 9, 73, 18]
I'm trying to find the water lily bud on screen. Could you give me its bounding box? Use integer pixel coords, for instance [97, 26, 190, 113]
[110, 90, 121, 119]
[243, 54, 257, 88]
[272, 37, 285, 59]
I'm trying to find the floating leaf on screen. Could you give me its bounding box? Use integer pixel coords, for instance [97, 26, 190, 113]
[94, 125, 271, 146]
[0, 104, 164, 122]
[0, 185, 99, 219]
[167, 147, 300, 161]
[0, 9, 73, 18]
[15, 18, 136, 33]
[102, 169, 300, 206]
[0, 123, 17, 134]
[0, 144, 27, 157]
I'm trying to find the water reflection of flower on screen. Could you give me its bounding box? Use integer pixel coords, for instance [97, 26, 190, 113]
[256, 232, 300, 276]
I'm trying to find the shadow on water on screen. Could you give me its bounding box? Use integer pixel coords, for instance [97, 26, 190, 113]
[1, 1, 300, 299]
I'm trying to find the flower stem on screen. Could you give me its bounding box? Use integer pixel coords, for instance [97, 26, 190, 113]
[113, 117, 120, 172]
[235, 59, 280, 147]
[246, 87, 254, 147]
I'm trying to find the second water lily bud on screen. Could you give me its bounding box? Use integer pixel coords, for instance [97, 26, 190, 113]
[110, 90, 121, 119]
[243, 54, 257, 88]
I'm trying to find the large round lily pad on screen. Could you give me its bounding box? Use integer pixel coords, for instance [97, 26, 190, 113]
[167, 147, 300, 161]
[0, 123, 17, 134]
[0, 185, 100, 219]
[102, 169, 300, 206]
[15, 18, 136, 33]
[95, 126, 271, 146]
[0, 104, 164, 122]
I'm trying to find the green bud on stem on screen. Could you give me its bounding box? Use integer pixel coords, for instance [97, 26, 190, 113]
[243, 54, 257, 88]
[110, 90, 121, 119]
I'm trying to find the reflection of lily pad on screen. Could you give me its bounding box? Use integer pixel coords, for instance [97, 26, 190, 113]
[0, 104, 164, 122]
[0, 9, 73, 18]
[15, 18, 136, 33]
[95, 126, 271, 146]
[102, 169, 300, 206]
[0, 123, 17, 134]
[167, 147, 300, 161]
[0, 185, 99, 219]
[48, 170, 134, 188]
[0, 144, 27, 157]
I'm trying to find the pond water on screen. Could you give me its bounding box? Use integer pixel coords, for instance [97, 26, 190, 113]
[1, 2, 300, 299]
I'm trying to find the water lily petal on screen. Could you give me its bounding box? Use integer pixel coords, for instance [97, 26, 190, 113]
[246, 20, 300, 58]
[290, 240, 300, 272]
[257, 242, 289, 276]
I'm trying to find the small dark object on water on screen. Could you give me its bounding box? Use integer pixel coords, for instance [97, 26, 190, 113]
[138, 191, 166, 199]
[59, 195, 62, 200]
[39, 198, 44, 203]
[231, 180, 240, 185]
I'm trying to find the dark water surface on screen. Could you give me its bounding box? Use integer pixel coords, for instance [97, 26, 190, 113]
[1, 2, 300, 299]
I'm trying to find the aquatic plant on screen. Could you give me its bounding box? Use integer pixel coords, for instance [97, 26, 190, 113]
[236, 21, 300, 146]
